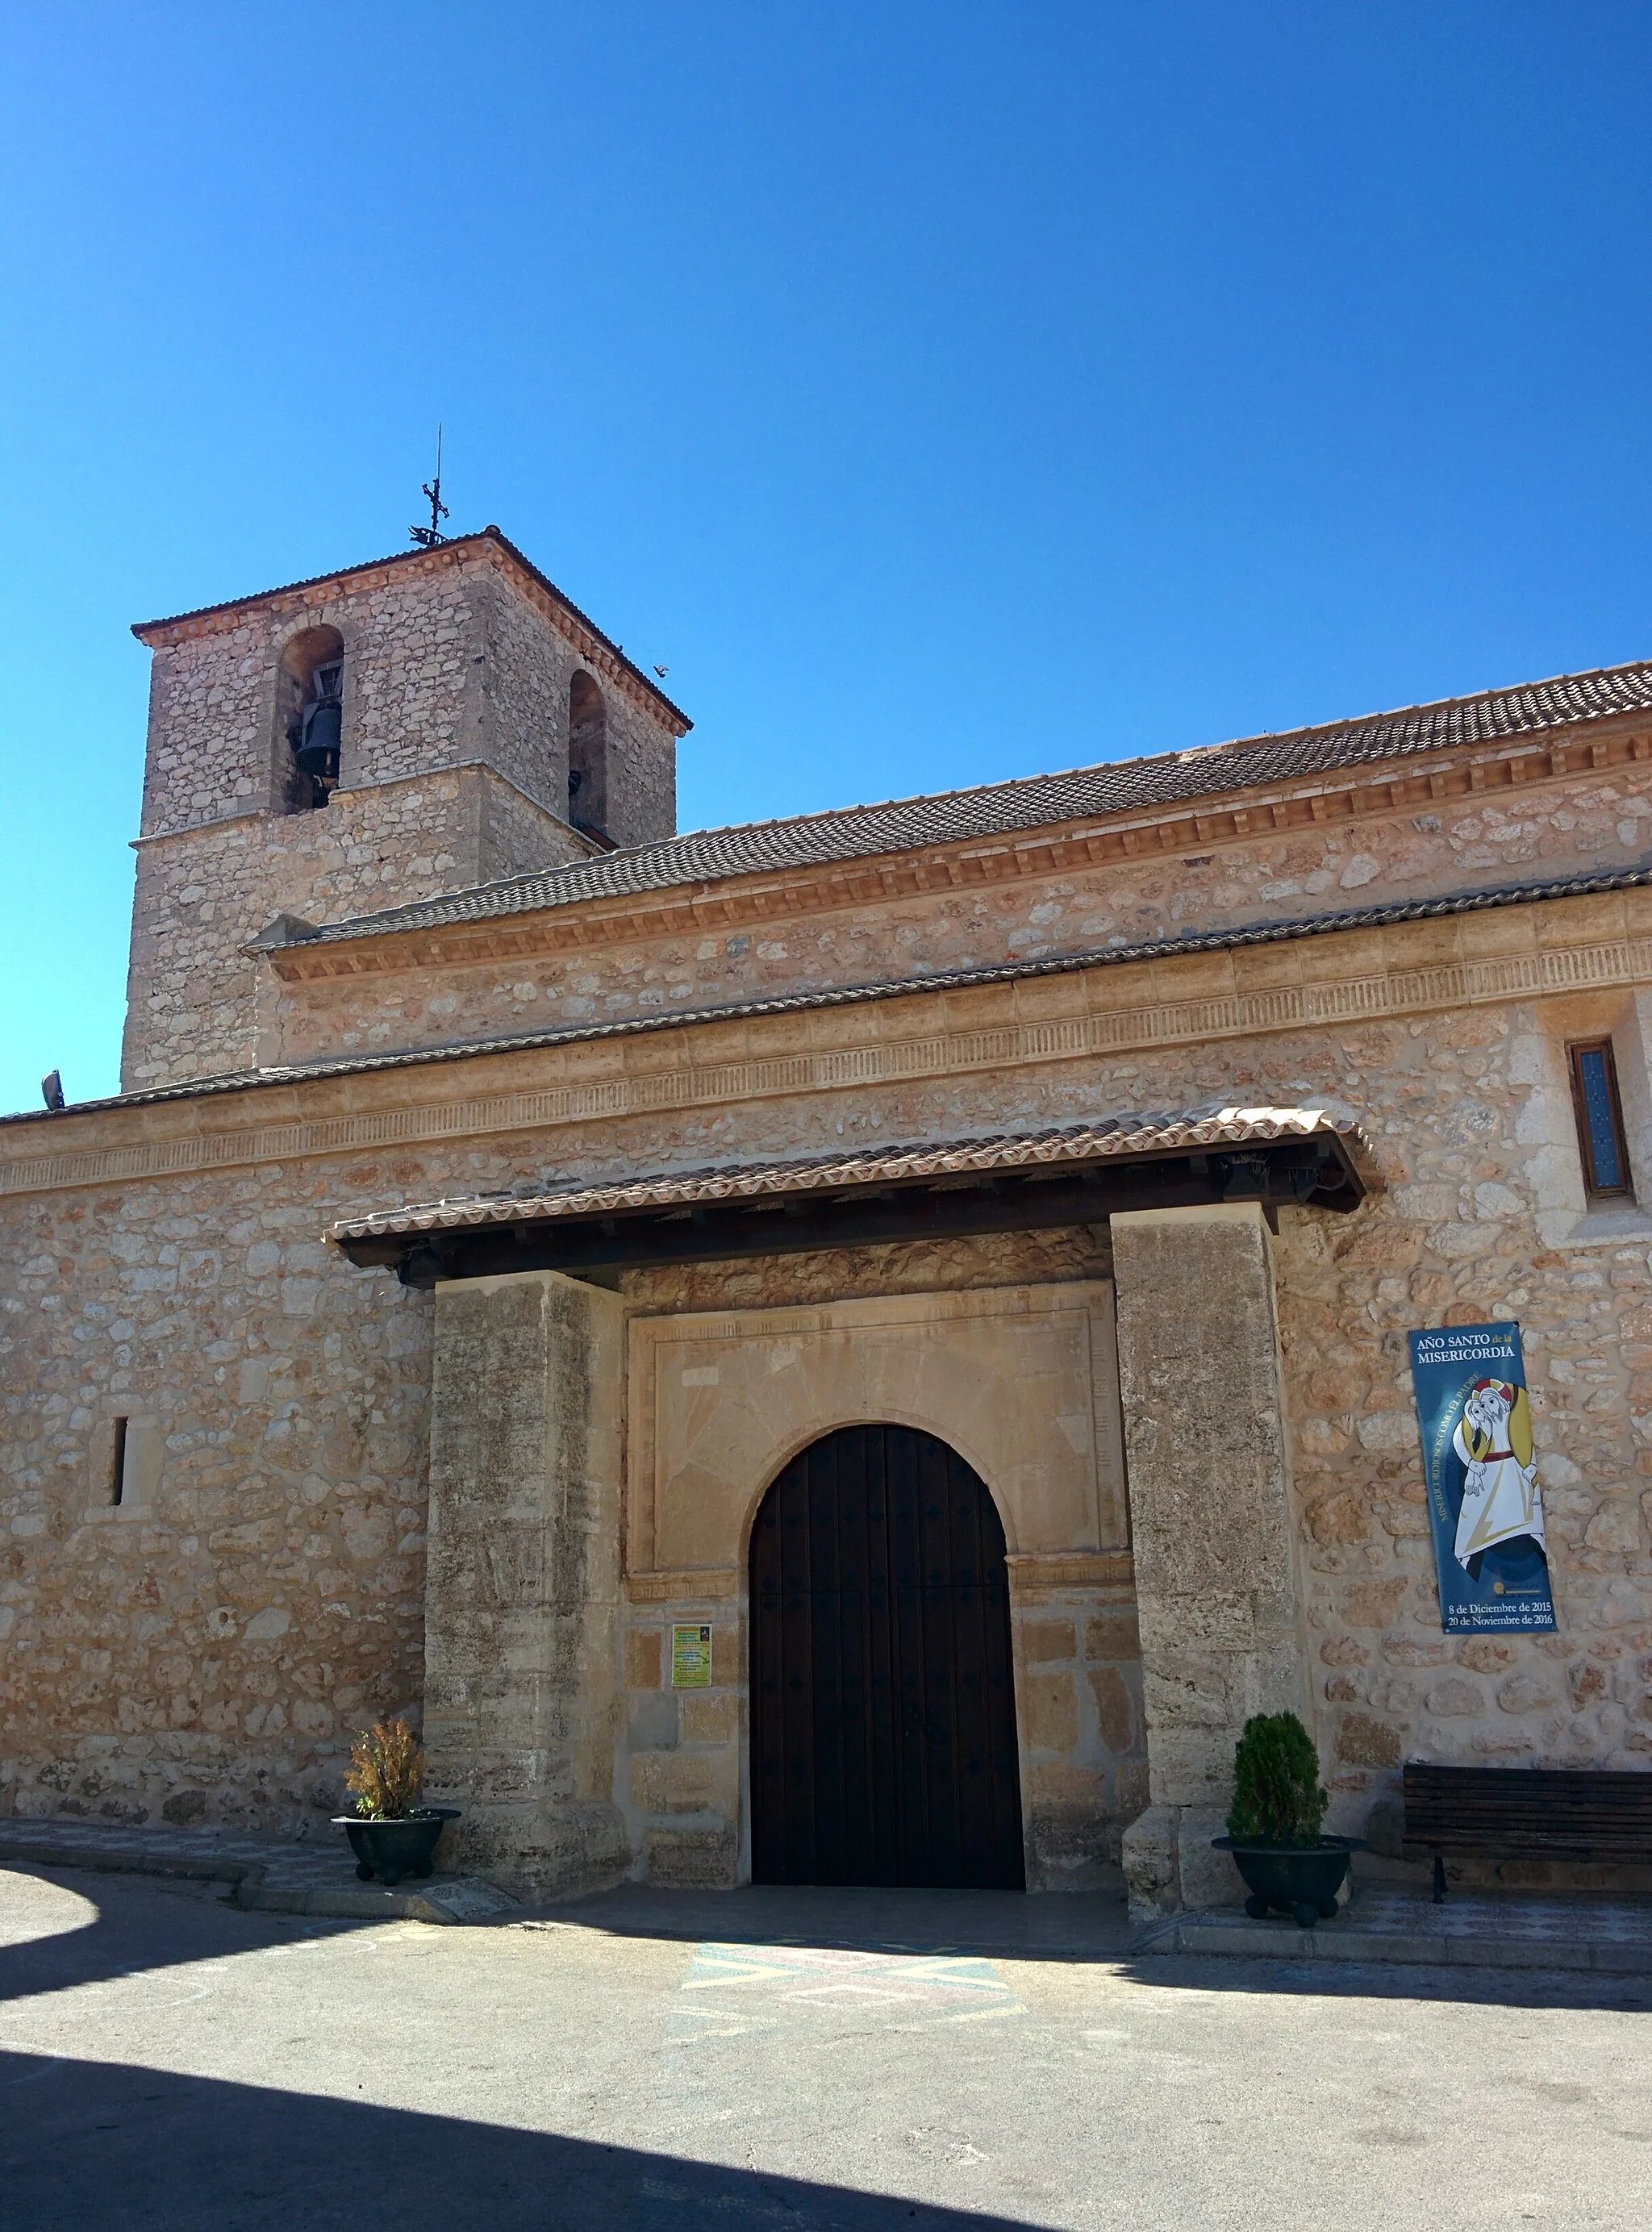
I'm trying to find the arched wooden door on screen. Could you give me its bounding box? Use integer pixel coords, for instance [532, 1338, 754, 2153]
[749, 1423, 1024, 1888]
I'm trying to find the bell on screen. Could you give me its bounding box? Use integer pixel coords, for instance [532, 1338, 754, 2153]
[294, 698, 341, 783]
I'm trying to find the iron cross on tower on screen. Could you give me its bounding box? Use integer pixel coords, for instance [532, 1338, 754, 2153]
[409, 426, 450, 548]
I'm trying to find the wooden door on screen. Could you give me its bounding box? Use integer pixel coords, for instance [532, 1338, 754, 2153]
[749, 1423, 1024, 1888]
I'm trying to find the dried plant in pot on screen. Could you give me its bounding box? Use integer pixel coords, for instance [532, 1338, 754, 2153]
[1211, 1711, 1365, 1927]
[332, 1717, 459, 1886]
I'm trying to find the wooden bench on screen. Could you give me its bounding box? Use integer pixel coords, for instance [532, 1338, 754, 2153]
[1402, 1763, 1652, 1900]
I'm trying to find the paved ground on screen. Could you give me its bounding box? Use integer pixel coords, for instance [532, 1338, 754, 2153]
[2, 1863, 1649, 2231]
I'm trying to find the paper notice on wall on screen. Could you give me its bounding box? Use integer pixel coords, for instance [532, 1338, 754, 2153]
[671, 1623, 714, 1688]
[1407, 1321, 1556, 1633]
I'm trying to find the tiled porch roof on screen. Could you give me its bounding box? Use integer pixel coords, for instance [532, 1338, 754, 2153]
[327, 1104, 1379, 1245]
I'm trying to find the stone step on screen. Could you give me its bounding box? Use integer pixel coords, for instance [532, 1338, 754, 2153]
[0, 1819, 518, 1926]
[1139, 1888, 1652, 1974]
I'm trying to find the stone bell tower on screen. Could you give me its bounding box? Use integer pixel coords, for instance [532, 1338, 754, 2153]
[120, 528, 690, 1092]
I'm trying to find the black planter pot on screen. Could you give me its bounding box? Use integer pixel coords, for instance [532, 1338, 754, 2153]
[333, 1808, 461, 1887]
[1211, 1834, 1366, 1926]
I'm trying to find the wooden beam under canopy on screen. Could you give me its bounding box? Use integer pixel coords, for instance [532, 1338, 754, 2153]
[331, 1133, 1367, 1290]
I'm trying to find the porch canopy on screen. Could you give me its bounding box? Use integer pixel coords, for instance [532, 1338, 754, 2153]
[327, 1104, 1379, 1288]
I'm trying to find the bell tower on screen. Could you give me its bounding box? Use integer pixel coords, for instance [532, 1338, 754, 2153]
[120, 528, 690, 1092]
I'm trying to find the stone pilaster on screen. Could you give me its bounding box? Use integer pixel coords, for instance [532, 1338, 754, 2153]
[1110, 1203, 1312, 1917]
[423, 1268, 629, 1893]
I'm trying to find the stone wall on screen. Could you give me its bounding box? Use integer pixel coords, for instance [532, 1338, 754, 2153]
[423, 1271, 628, 1891]
[471, 563, 574, 820]
[263, 747, 1652, 1071]
[125, 539, 681, 1091]
[1270, 1009, 1652, 1854]
[602, 682, 678, 852]
[618, 1231, 1137, 1890]
[139, 552, 491, 838]
[135, 540, 674, 836]
[0, 1149, 436, 1830]
[1112, 1204, 1312, 1916]
[3, 895, 1650, 1870]
[122, 766, 586, 1089]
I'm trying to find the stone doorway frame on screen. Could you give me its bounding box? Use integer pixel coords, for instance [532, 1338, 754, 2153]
[620, 1281, 1137, 1888]
[422, 1204, 1313, 1912]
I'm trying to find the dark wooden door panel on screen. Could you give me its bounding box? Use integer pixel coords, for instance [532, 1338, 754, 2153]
[749, 1424, 1024, 1889]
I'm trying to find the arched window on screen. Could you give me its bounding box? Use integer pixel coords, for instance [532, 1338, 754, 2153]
[567, 670, 607, 835]
[276, 625, 345, 812]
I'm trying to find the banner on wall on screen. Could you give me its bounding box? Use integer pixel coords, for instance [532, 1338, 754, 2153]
[1407, 1321, 1556, 1633]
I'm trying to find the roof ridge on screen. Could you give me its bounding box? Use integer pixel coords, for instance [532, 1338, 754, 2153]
[1167, 657, 1652, 760]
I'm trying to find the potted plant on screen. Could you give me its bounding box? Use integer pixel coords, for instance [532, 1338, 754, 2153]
[1211, 1711, 1364, 1926]
[332, 1716, 459, 1886]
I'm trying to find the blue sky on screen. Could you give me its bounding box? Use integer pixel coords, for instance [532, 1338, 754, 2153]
[4, 3, 1651, 1112]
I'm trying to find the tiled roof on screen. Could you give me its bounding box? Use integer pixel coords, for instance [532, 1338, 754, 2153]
[327, 1106, 1379, 1244]
[274, 657, 1652, 951]
[6, 862, 1646, 1128]
[131, 527, 691, 731]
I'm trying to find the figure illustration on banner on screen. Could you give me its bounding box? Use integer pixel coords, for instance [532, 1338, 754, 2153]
[1407, 1322, 1557, 1633]
[1452, 1375, 1547, 1579]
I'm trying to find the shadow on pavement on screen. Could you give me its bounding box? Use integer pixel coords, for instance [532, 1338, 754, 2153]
[0, 1863, 369, 2009]
[1116, 1946, 1652, 2013]
[0, 2050, 1044, 2232]
[518, 1881, 1137, 1963]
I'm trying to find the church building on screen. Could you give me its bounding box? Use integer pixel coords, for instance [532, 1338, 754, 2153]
[3, 527, 1650, 1913]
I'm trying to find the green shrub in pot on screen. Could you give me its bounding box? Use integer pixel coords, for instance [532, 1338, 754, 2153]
[1226, 1712, 1329, 1846]
[1212, 1710, 1360, 1927]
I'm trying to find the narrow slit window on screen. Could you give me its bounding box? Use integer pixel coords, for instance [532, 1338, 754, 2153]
[111, 1416, 128, 1507]
[1568, 1038, 1632, 1197]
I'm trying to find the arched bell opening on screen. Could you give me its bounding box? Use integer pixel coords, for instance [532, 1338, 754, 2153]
[748, 1422, 1025, 1890]
[276, 624, 345, 811]
[567, 669, 608, 836]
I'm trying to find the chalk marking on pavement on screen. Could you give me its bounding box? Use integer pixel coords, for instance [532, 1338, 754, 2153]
[674, 1940, 1027, 2033]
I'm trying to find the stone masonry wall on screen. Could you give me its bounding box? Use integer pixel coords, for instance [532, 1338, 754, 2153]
[4, 919, 1650, 1857]
[1270, 1014, 1652, 1875]
[127, 540, 680, 1091]
[122, 767, 586, 1089]
[471, 564, 574, 821]
[136, 544, 630, 836]
[423, 1271, 629, 1892]
[601, 682, 678, 852]
[140, 554, 486, 837]
[468, 560, 678, 849]
[265, 751, 1652, 1070]
[0, 1151, 435, 1831]
[1112, 1204, 1314, 1915]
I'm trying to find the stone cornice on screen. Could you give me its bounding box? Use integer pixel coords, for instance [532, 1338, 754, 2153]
[131, 528, 690, 734]
[127, 759, 597, 857]
[6, 889, 1649, 1203]
[261, 714, 1652, 983]
[1005, 1551, 1137, 1601]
